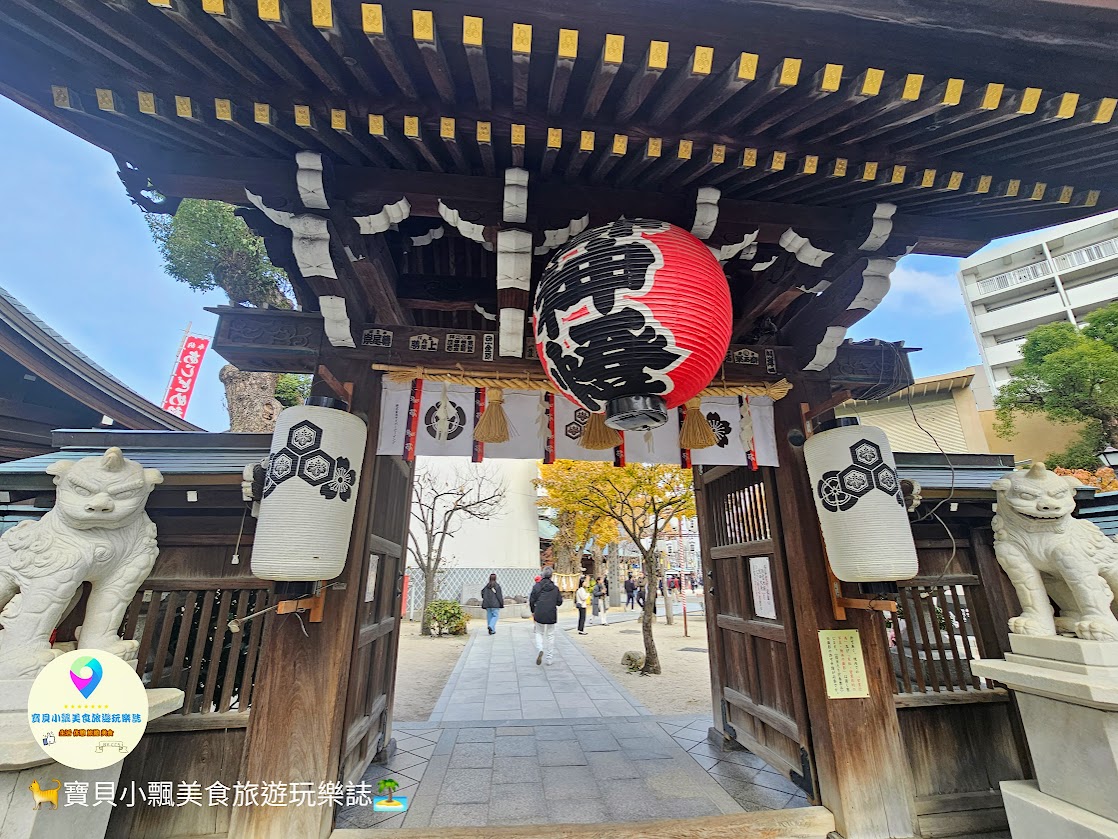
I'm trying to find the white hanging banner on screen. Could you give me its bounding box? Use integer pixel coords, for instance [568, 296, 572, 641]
[747, 396, 779, 467]
[479, 390, 549, 460]
[546, 393, 616, 463]
[376, 380, 780, 467]
[376, 380, 413, 458]
[690, 396, 749, 467]
[620, 412, 684, 465]
[415, 382, 477, 457]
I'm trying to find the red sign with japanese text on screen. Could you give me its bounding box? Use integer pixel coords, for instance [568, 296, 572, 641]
[161, 335, 210, 419]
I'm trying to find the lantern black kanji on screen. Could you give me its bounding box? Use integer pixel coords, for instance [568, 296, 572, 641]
[533, 219, 733, 431]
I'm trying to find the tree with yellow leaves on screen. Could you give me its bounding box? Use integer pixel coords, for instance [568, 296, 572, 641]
[536, 461, 695, 675]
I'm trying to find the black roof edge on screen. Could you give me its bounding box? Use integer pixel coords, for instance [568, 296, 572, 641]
[51, 429, 273, 450]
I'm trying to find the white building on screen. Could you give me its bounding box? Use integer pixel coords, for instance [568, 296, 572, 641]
[957, 209, 1118, 410]
[407, 457, 541, 571]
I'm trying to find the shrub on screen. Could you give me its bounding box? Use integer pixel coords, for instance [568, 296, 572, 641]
[426, 600, 469, 637]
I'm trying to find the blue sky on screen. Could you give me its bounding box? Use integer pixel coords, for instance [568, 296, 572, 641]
[0, 95, 981, 432]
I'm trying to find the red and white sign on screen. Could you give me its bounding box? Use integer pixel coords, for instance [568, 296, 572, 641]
[161, 334, 210, 419]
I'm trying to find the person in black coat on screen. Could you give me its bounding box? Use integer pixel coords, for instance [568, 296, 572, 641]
[481, 573, 505, 635]
[528, 567, 564, 665]
[624, 574, 636, 610]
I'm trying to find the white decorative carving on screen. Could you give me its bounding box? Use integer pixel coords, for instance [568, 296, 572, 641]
[0, 449, 163, 679]
[534, 215, 590, 255]
[803, 326, 848, 372]
[740, 242, 758, 261]
[780, 228, 834, 267]
[709, 229, 759, 262]
[438, 200, 487, 244]
[354, 197, 412, 235]
[691, 187, 721, 240]
[497, 229, 533, 292]
[499, 307, 526, 358]
[411, 226, 445, 247]
[802, 257, 898, 371]
[503, 168, 529, 224]
[474, 304, 497, 322]
[319, 295, 355, 348]
[992, 463, 1118, 642]
[859, 202, 897, 251]
[751, 256, 778, 272]
[245, 189, 337, 279]
[849, 257, 895, 311]
[295, 150, 329, 210]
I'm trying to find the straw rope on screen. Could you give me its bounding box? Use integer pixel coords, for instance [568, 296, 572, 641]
[370, 363, 793, 401]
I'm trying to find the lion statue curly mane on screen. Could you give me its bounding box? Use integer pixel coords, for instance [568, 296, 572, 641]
[992, 462, 1118, 642]
[0, 447, 162, 679]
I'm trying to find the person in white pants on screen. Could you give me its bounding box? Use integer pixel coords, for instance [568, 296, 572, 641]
[594, 577, 609, 625]
[528, 567, 564, 666]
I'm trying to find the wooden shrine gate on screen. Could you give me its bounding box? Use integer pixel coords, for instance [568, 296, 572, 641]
[697, 465, 817, 799]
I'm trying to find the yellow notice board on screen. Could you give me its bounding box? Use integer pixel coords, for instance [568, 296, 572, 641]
[818, 630, 869, 699]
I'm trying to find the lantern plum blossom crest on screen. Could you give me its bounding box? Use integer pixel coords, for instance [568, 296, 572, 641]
[533, 219, 733, 431]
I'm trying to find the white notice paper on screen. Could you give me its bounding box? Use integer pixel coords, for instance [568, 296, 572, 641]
[749, 556, 777, 619]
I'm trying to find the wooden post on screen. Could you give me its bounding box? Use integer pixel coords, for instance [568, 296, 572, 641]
[772, 379, 917, 839]
[229, 362, 382, 839]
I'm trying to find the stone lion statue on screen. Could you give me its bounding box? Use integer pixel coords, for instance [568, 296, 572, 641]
[992, 462, 1118, 642]
[0, 448, 162, 679]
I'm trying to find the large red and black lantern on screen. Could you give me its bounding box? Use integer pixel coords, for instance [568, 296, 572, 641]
[533, 219, 733, 431]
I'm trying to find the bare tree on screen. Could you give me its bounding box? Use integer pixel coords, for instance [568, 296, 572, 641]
[408, 463, 507, 636]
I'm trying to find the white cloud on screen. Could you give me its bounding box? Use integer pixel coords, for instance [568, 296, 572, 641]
[877, 264, 965, 316]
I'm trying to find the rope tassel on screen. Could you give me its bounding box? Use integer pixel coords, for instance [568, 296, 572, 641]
[581, 412, 621, 450]
[679, 396, 717, 449]
[473, 387, 511, 444]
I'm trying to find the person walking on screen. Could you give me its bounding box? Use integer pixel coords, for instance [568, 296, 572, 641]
[624, 574, 636, 610]
[481, 573, 505, 635]
[529, 567, 563, 665]
[575, 576, 589, 635]
[594, 576, 609, 626]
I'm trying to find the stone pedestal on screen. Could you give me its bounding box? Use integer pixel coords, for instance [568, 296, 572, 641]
[973, 635, 1118, 839]
[0, 681, 183, 839]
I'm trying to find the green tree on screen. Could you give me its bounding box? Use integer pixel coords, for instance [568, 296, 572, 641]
[146, 199, 296, 431]
[536, 462, 695, 675]
[274, 374, 311, 408]
[147, 199, 291, 307]
[995, 302, 1118, 468]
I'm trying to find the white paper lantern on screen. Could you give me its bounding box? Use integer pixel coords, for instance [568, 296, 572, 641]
[803, 419, 918, 583]
[252, 400, 367, 581]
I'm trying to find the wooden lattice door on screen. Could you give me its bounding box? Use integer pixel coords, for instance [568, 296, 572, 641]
[697, 465, 817, 800]
[340, 455, 414, 783]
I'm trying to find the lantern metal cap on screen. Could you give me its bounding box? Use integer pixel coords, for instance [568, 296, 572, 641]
[304, 396, 350, 411]
[604, 395, 668, 431]
[812, 416, 860, 434]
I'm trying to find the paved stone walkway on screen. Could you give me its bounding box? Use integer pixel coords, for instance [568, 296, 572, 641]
[336, 618, 809, 831]
[428, 614, 650, 723]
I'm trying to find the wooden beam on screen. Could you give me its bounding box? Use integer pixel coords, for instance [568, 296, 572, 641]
[615, 40, 669, 122]
[582, 33, 625, 118]
[133, 151, 1067, 257]
[461, 15, 492, 110]
[771, 381, 918, 839]
[547, 28, 579, 116]
[410, 9, 456, 105]
[229, 362, 382, 839]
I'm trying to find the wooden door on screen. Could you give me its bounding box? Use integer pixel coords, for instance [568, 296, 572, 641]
[697, 465, 817, 799]
[339, 455, 414, 783]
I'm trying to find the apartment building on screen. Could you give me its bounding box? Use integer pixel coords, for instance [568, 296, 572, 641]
[958, 209, 1118, 410]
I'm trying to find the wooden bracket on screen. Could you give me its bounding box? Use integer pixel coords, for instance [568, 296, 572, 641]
[827, 561, 898, 621]
[275, 581, 329, 623]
